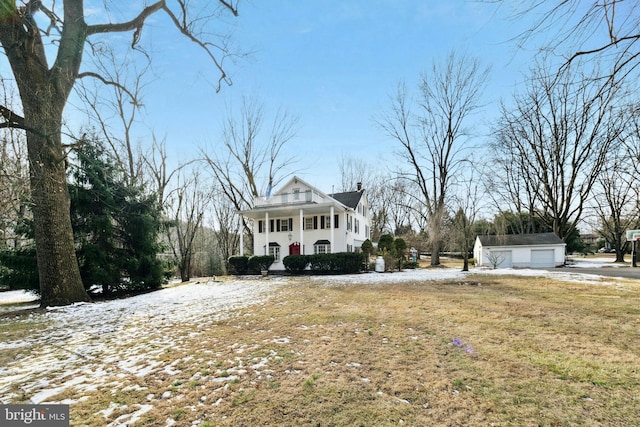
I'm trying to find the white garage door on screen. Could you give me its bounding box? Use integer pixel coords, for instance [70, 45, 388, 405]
[531, 249, 555, 268]
[489, 250, 512, 268]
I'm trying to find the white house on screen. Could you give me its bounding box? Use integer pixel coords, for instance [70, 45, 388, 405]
[239, 176, 371, 270]
[474, 233, 566, 268]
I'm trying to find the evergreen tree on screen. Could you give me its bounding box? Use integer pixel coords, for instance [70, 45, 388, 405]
[1, 138, 165, 296]
[70, 139, 164, 295]
[70, 142, 120, 294]
[393, 238, 407, 271]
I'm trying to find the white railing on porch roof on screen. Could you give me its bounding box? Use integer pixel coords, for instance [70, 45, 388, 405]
[254, 189, 324, 207]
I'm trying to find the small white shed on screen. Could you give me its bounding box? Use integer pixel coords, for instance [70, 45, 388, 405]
[474, 233, 566, 268]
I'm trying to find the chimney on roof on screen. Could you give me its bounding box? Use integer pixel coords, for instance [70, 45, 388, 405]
[357, 182, 362, 191]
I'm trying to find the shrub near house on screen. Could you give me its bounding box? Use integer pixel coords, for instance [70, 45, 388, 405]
[227, 255, 275, 275]
[282, 253, 364, 275]
[229, 253, 365, 275]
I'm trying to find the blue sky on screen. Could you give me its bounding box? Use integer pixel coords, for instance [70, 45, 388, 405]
[120, 0, 546, 193]
[5, 1, 553, 194]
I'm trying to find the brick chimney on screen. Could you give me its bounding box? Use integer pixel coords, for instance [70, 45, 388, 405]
[357, 182, 362, 191]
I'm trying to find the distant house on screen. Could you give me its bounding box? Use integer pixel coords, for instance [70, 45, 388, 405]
[240, 176, 371, 270]
[473, 233, 566, 268]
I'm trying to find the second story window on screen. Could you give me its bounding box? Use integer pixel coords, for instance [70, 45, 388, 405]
[304, 217, 313, 230]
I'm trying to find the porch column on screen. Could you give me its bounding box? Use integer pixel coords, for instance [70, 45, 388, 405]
[330, 206, 335, 253]
[265, 212, 269, 255]
[299, 208, 304, 254]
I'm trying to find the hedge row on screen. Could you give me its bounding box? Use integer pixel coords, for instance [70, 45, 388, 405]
[228, 255, 275, 275]
[283, 252, 365, 275]
[228, 253, 365, 275]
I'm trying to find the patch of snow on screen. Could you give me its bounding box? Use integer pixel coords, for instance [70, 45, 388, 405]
[212, 375, 238, 383]
[0, 290, 39, 305]
[567, 257, 625, 268]
[30, 387, 63, 404]
[310, 265, 636, 287]
[106, 404, 153, 427]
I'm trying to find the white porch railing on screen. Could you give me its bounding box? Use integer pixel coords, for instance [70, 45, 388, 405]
[254, 189, 323, 207]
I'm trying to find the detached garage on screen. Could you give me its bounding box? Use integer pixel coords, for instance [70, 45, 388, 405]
[474, 233, 566, 268]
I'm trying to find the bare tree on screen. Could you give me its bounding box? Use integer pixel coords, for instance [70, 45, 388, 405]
[492, 62, 624, 242]
[211, 188, 242, 273]
[143, 134, 196, 212]
[337, 154, 372, 192]
[0, 1, 239, 306]
[201, 96, 298, 253]
[368, 180, 393, 241]
[592, 104, 640, 261]
[593, 165, 638, 262]
[337, 154, 392, 241]
[450, 166, 484, 271]
[512, 1, 640, 81]
[486, 250, 506, 269]
[0, 84, 30, 250]
[75, 47, 153, 185]
[377, 52, 489, 265]
[486, 121, 541, 235]
[386, 179, 415, 236]
[164, 169, 212, 282]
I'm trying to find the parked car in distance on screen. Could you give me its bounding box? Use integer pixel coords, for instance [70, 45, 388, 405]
[598, 247, 616, 253]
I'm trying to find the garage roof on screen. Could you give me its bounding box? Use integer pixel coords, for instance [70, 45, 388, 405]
[478, 232, 564, 247]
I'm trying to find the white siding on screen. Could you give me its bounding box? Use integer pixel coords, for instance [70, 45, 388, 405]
[474, 237, 565, 268]
[490, 250, 512, 268]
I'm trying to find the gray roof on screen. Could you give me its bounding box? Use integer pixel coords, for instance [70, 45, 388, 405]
[330, 191, 363, 209]
[477, 232, 564, 247]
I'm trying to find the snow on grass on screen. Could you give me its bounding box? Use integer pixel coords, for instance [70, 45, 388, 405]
[0, 265, 635, 423]
[308, 263, 623, 287]
[0, 290, 39, 305]
[0, 277, 287, 409]
[567, 256, 626, 268]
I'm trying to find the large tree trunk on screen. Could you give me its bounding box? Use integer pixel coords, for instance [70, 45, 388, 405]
[24, 96, 90, 307]
[430, 240, 441, 266]
[0, 1, 90, 306]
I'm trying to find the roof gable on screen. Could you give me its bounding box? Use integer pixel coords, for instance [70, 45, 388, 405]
[329, 191, 363, 210]
[478, 232, 564, 247]
[273, 176, 319, 196]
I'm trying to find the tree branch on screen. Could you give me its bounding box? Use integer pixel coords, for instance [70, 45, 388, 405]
[86, 1, 165, 38]
[160, 3, 231, 92]
[0, 105, 25, 128]
[219, 0, 239, 16]
[0, 104, 48, 138]
[85, 1, 234, 92]
[77, 71, 141, 106]
[565, 33, 640, 64]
